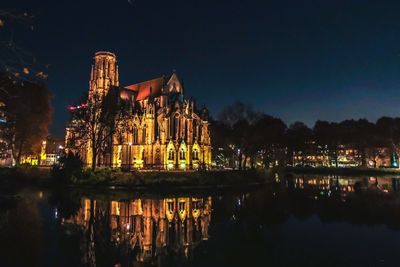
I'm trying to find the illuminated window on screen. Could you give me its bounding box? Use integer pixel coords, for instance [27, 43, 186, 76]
[193, 149, 199, 160]
[167, 201, 174, 212]
[168, 149, 174, 160]
[180, 149, 185, 160]
[133, 126, 138, 144]
[179, 201, 185, 211]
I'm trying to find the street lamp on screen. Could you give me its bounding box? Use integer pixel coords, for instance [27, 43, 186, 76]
[128, 142, 132, 170]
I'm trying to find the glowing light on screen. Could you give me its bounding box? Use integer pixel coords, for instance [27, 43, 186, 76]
[179, 162, 186, 169]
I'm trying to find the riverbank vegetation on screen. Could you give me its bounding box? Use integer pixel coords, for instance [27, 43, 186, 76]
[0, 164, 267, 189]
[76, 169, 266, 187]
[44, 152, 265, 188]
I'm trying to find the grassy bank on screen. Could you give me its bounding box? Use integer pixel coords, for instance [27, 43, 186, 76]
[70, 169, 268, 188]
[286, 166, 400, 176]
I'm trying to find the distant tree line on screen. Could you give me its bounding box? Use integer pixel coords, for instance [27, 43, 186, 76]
[211, 101, 400, 169]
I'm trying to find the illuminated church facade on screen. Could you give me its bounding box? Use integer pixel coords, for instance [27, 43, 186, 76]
[66, 51, 212, 170]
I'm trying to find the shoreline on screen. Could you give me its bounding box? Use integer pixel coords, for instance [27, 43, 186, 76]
[3, 166, 400, 192]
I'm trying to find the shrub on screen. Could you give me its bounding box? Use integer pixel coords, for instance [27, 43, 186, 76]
[51, 152, 84, 184]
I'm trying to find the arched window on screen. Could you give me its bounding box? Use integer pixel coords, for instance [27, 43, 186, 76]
[179, 201, 185, 211]
[155, 148, 161, 165]
[180, 149, 185, 160]
[168, 149, 174, 160]
[142, 126, 146, 144]
[167, 201, 174, 212]
[175, 116, 180, 139]
[193, 149, 199, 160]
[193, 120, 199, 142]
[133, 126, 138, 144]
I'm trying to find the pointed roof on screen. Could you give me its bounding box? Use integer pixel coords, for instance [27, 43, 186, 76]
[124, 75, 170, 101]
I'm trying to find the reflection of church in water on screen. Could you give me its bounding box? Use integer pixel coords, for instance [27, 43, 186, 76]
[63, 196, 212, 266]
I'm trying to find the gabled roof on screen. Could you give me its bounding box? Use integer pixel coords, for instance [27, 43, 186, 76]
[124, 75, 171, 101]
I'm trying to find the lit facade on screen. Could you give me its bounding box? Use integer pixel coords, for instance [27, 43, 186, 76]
[292, 143, 363, 167]
[66, 51, 212, 170]
[292, 142, 330, 167]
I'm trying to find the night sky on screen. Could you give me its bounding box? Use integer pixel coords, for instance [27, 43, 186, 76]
[4, 0, 400, 137]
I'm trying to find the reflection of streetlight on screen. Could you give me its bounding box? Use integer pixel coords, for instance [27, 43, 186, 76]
[128, 142, 132, 170]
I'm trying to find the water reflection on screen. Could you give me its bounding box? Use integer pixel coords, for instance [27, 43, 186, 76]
[2, 175, 400, 267]
[291, 175, 399, 193]
[61, 196, 212, 267]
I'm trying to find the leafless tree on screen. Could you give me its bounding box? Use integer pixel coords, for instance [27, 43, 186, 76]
[66, 89, 129, 171]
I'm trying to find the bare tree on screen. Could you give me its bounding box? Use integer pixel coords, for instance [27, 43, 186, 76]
[66, 89, 129, 171]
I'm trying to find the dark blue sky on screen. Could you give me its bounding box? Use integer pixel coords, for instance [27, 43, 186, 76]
[5, 0, 400, 136]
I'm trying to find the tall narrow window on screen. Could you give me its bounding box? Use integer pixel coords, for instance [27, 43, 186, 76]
[133, 126, 138, 144]
[155, 149, 161, 165]
[168, 149, 174, 160]
[142, 126, 146, 144]
[179, 201, 185, 211]
[193, 149, 199, 160]
[167, 201, 174, 212]
[180, 149, 185, 160]
[175, 115, 180, 139]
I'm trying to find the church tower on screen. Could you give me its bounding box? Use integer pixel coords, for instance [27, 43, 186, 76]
[89, 51, 119, 101]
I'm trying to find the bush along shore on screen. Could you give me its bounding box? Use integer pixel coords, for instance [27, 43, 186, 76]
[1, 165, 268, 189]
[65, 169, 267, 188]
[31, 152, 264, 188]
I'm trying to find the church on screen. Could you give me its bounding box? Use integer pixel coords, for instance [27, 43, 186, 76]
[66, 51, 212, 170]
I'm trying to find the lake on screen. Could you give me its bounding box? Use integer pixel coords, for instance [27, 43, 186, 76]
[1, 174, 400, 267]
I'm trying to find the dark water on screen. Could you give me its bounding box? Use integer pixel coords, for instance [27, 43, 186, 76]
[1, 175, 400, 267]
